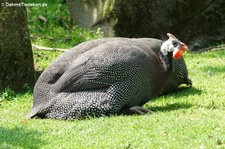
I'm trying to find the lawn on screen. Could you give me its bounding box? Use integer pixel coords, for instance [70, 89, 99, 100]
[1, 49, 225, 149]
[1, 0, 225, 148]
[25, 0, 102, 49]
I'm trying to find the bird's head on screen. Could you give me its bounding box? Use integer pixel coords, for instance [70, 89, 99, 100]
[160, 33, 188, 59]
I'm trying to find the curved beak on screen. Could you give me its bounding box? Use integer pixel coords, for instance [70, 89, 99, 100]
[173, 42, 189, 59]
[179, 43, 188, 52]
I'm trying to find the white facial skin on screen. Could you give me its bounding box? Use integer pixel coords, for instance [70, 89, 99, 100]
[160, 33, 188, 59]
[160, 39, 180, 56]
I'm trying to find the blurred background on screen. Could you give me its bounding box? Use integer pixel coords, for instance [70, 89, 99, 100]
[27, 0, 225, 50]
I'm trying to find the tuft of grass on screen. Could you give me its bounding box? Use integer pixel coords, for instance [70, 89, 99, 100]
[1, 49, 225, 148]
[0, 88, 17, 102]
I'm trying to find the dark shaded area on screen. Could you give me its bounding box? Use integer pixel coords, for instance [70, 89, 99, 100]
[0, 126, 47, 148]
[114, 0, 225, 50]
[163, 86, 203, 97]
[0, 0, 35, 92]
[147, 103, 193, 112]
[67, 0, 225, 50]
[35, 70, 44, 81]
[146, 87, 202, 112]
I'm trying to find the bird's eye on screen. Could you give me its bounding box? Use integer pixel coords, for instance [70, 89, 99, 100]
[172, 40, 179, 47]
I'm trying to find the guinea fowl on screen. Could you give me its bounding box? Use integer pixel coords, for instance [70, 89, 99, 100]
[64, 37, 192, 94]
[27, 33, 189, 120]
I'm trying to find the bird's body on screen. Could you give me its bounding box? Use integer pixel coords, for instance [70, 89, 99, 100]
[27, 36, 190, 120]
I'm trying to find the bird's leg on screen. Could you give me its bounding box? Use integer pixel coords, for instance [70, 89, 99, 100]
[120, 106, 153, 115]
[186, 77, 192, 86]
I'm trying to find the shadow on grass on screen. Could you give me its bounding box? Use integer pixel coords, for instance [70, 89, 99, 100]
[147, 103, 193, 112]
[158, 86, 203, 99]
[0, 126, 47, 148]
[145, 86, 202, 112]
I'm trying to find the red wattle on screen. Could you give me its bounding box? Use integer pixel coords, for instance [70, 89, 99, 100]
[173, 50, 183, 59]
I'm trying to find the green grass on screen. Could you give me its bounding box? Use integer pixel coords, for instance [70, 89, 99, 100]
[25, 0, 103, 49]
[1, 49, 225, 149]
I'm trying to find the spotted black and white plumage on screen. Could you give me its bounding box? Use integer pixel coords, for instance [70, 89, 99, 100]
[27, 36, 191, 120]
